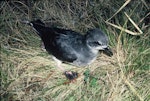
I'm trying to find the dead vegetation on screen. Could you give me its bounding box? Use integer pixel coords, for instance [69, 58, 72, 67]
[0, 0, 150, 101]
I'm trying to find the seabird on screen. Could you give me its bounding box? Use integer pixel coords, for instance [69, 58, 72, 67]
[23, 19, 113, 80]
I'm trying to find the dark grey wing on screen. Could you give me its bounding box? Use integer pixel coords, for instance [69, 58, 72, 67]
[50, 30, 83, 62]
[29, 20, 81, 62]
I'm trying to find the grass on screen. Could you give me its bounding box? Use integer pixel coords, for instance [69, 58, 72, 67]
[0, 0, 150, 101]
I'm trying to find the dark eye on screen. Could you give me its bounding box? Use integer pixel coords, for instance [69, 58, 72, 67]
[93, 42, 101, 45]
[94, 41, 101, 45]
[89, 41, 101, 47]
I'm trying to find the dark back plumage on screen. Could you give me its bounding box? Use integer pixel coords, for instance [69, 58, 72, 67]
[29, 19, 113, 66]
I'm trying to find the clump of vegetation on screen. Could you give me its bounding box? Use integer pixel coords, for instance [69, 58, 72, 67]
[1, 0, 149, 101]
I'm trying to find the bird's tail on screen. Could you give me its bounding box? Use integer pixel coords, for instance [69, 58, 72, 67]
[20, 19, 45, 26]
[20, 19, 45, 36]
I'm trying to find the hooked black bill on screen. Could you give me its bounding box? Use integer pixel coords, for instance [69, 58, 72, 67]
[102, 47, 113, 57]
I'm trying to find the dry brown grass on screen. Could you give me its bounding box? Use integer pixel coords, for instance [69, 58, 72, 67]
[1, 0, 150, 101]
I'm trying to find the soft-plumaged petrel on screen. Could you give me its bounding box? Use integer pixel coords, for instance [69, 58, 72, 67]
[23, 19, 113, 81]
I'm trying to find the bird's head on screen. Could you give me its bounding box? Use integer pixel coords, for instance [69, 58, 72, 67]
[86, 28, 113, 56]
